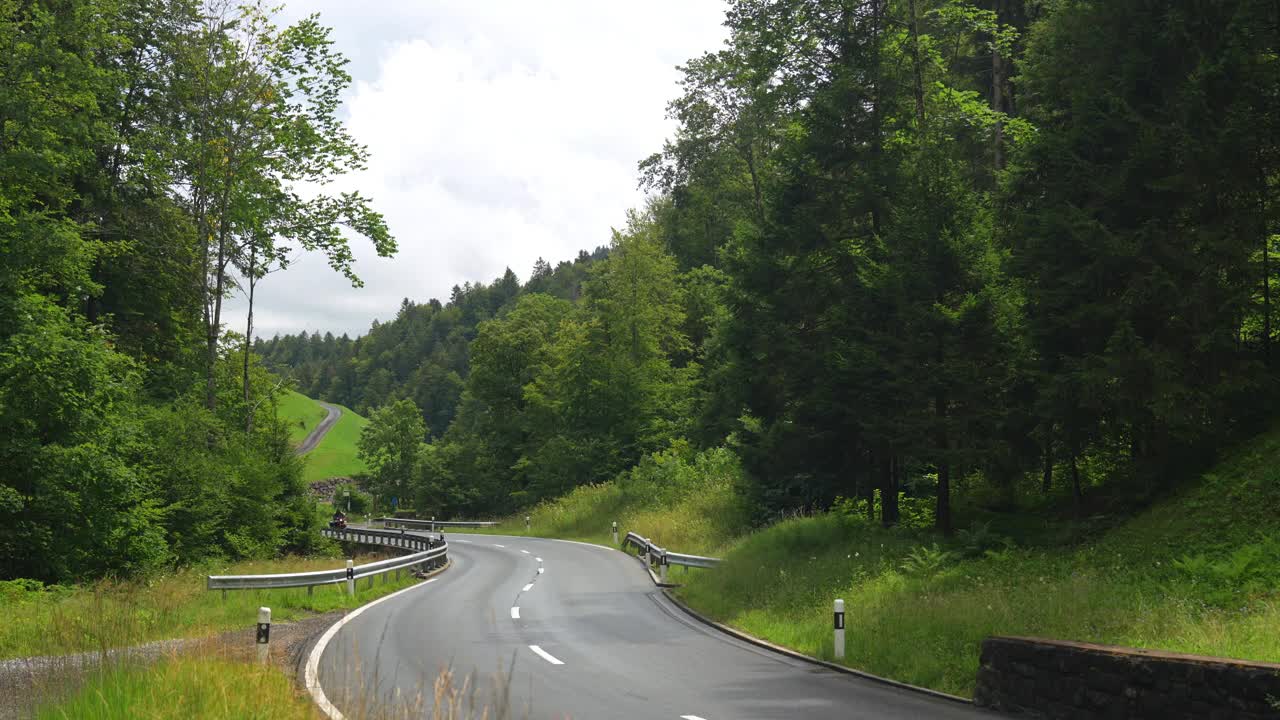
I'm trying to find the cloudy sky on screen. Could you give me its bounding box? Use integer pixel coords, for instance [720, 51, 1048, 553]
[226, 1, 729, 339]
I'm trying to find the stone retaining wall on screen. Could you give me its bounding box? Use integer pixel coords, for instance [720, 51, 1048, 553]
[974, 636, 1280, 719]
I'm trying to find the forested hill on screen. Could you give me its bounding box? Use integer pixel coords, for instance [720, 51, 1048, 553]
[315, 0, 1280, 532]
[255, 247, 608, 436]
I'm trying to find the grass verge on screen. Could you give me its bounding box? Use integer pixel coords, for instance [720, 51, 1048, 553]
[676, 425, 1280, 697]
[35, 658, 319, 720]
[1, 552, 424, 660]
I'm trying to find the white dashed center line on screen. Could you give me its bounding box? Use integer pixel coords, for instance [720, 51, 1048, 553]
[510, 606, 520, 619]
[535, 557, 542, 562]
[493, 544, 505, 548]
[528, 645, 564, 665]
[521, 549, 530, 554]
[681, 716, 708, 720]
[522, 583, 534, 592]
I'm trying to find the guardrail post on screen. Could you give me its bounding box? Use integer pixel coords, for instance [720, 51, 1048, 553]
[345, 559, 355, 597]
[612, 521, 618, 545]
[834, 599, 845, 660]
[256, 607, 271, 665]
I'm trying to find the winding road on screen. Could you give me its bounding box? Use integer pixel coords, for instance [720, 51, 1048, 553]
[310, 532, 995, 720]
[296, 402, 341, 455]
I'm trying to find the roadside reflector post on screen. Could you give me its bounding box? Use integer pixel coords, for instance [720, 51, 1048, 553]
[430, 516, 436, 533]
[345, 559, 355, 597]
[660, 552, 668, 583]
[525, 515, 531, 530]
[612, 521, 618, 545]
[834, 599, 846, 660]
[256, 607, 271, 665]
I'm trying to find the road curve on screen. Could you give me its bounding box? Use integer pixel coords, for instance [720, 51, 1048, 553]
[296, 402, 341, 456]
[314, 532, 997, 720]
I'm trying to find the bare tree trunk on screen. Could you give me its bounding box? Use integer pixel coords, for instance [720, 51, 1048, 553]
[935, 393, 951, 535]
[991, 0, 1005, 172]
[881, 451, 899, 527]
[1041, 429, 1053, 493]
[907, 0, 926, 129]
[1070, 448, 1082, 515]
[243, 241, 257, 432]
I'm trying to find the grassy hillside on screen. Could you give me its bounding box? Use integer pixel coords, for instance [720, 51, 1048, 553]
[453, 427, 1280, 698]
[277, 390, 328, 445]
[276, 389, 370, 482]
[299, 400, 368, 482]
[675, 426, 1280, 697]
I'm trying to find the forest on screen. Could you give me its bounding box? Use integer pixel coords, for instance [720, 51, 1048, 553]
[5, 0, 1279, 585]
[268, 0, 1280, 534]
[0, 0, 393, 581]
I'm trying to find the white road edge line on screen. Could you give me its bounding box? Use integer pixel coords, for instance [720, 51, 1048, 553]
[522, 583, 534, 592]
[528, 644, 564, 665]
[305, 577, 440, 720]
[510, 606, 520, 619]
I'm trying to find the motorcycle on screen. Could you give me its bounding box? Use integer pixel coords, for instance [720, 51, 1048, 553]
[329, 516, 347, 530]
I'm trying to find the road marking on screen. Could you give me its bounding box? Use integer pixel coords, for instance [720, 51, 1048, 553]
[537, 568, 544, 574]
[535, 557, 542, 562]
[494, 544, 506, 548]
[528, 645, 564, 665]
[522, 583, 534, 592]
[453, 539, 471, 544]
[521, 549, 530, 554]
[681, 716, 708, 720]
[511, 606, 520, 619]
[305, 577, 440, 720]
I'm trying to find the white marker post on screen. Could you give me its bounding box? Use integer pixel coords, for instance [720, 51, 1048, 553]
[256, 607, 271, 665]
[525, 515, 531, 530]
[430, 516, 436, 532]
[659, 552, 668, 584]
[611, 521, 618, 545]
[833, 599, 846, 660]
[345, 559, 355, 597]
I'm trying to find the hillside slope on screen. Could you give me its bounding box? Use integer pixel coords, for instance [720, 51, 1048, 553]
[676, 426, 1280, 697]
[277, 390, 369, 482]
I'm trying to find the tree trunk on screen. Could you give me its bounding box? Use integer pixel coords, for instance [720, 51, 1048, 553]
[991, 0, 1005, 172]
[1070, 449, 1082, 515]
[935, 393, 951, 535]
[1041, 430, 1053, 493]
[1261, 163, 1272, 367]
[864, 449, 876, 521]
[243, 242, 257, 432]
[881, 452, 899, 527]
[907, 0, 926, 129]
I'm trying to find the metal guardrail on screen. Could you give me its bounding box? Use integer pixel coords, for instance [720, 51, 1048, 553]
[206, 526, 447, 594]
[621, 531, 721, 581]
[378, 516, 499, 530]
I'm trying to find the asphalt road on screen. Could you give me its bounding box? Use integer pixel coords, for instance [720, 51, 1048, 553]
[314, 533, 996, 720]
[296, 402, 340, 455]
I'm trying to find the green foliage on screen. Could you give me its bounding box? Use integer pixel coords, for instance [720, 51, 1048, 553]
[332, 482, 371, 514]
[358, 399, 426, 507]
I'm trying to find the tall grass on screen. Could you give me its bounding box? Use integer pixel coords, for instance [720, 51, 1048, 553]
[456, 444, 750, 555]
[36, 656, 511, 720]
[678, 424, 1280, 697]
[0, 553, 425, 659]
[36, 658, 320, 720]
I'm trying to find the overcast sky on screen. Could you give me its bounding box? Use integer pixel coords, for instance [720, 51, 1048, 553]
[226, 1, 729, 340]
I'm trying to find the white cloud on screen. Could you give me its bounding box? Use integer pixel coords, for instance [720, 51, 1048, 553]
[228, 1, 729, 339]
